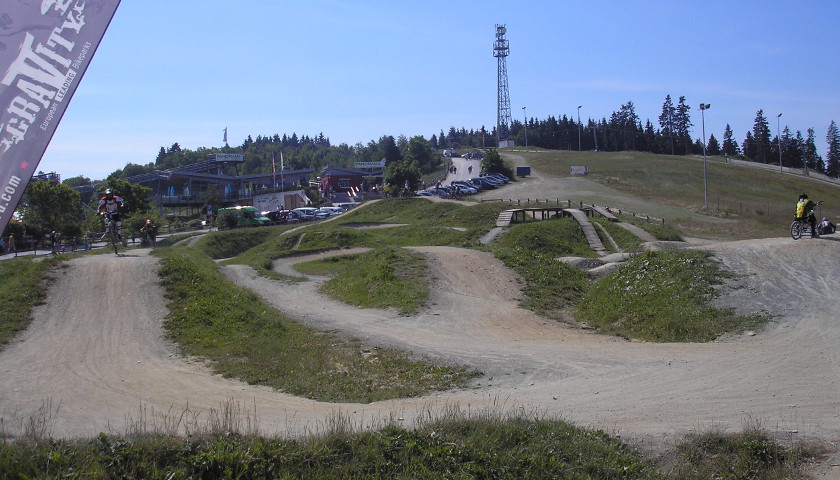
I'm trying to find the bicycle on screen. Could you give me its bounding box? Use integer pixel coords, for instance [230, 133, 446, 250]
[102, 212, 122, 254]
[141, 229, 156, 248]
[790, 201, 822, 240]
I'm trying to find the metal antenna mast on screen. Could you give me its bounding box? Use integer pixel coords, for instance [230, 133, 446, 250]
[494, 24, 513, 147]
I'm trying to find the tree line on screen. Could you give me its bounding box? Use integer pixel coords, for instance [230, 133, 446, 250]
[56, 93, 837, 190]
[23, 95, 834, 244]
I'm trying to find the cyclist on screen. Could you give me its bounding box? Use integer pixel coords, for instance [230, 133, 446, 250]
[818, 217, 836, 235]
[97, 188, 125, 240]
[140, 219, 158, 246]
[795, 193, 817, 238]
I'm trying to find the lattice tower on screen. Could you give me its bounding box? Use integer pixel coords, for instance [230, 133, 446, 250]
[493, 24, 512, 146]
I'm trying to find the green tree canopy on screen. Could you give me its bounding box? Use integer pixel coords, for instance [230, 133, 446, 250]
[62, 175, 91, 187]
[384, 160, 421, 192]
[97, 178, 152, 216]
[481, 149, 514, 178]
[380, 135, 402, 165]
[21, 180, 84, 237]
[402, 136, 438, 174]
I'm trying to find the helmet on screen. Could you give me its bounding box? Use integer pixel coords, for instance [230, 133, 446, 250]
[105, 188, 112, 195]
[800, 193, 808, 199]
[823, 217, 828, 222]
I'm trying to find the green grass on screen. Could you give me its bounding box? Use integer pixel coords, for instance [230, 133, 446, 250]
[1, 413, 822, 480]
[156, 245, 477, 403]
[491, 219, 592, 317]
[616, 213, 683, 241]
[228, 198, 508, 276]
[575, 250, 767, 342]
[663, 425, 823, 480]
[0, 256, 64, 349]
[321, 247, 430, 315]
[520, 149, 840, 240]
[293, 253, 359, 276]
[591, 217, 645, 252]
[191, 226, 284, 259]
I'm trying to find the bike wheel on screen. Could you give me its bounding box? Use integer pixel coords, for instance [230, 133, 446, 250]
[790, 220, 803, 240]
[110, 227, 119, 254]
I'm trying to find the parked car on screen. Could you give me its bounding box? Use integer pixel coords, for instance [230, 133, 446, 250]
[284, 210, 303, 222]
[470, 177, 498, 189]
[479, 176, 504, 186]
[217, 206, 271, 229]
[292, 207, 328, 220]
[453, 180, 481, 191]
[485, 173, 510, 183]
[450, 182, 477, 195]
[318, 206, 345, 216]
[262, 210, 291, 224]
[416, 190, 435, 196]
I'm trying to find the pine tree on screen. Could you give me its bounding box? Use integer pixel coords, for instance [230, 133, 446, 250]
[658, 95, 676, 154]
[826, 120, 840, 178]
[722, 124, 739, 156]
[804, 128, 824, 173]
[743, 131, 755, 159]
[707, 134, 721, 155]
[674, 96, 692, 154]
[750, 110, 771, 163]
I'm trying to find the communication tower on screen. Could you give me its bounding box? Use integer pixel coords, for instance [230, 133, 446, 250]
[493, 24, 514, 147]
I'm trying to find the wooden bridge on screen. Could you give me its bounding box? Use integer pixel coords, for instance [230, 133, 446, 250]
[495, 204, 622, 255]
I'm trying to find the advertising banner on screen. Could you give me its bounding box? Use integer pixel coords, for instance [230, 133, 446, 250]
[0, 0, 121, 234]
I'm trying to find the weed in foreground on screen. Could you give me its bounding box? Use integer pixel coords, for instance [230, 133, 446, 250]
[1, 409, 822, 480]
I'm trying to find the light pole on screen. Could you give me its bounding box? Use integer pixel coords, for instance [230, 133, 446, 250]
[700, 103, 710, 209]
[522, 106, 527, 147]
[577, 105, 582, 151]
[776, 113, 783, 172]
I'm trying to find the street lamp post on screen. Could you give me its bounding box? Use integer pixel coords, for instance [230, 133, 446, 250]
[700, 103, 710, 209]
[577, 105, 582, 151]
[522, 106, 527, 147]
[777, 113, 783, 172]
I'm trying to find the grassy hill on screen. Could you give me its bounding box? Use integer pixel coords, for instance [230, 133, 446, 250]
[504, 149, 840, 240]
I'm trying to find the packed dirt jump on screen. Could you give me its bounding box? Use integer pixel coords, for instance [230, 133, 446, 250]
[1, 156, 839, 476]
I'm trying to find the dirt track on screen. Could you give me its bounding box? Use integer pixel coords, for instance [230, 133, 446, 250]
[1, 159, 839, 475]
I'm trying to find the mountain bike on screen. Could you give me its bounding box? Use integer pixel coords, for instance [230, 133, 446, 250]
[103, 212, 121, 254]
[790, 201, 822, 240]
[141, 229, 156, 247]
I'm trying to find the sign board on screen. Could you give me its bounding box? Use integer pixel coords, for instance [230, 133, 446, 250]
[0, 0, 121, 235]
[353, 160, 385, 170]
[570, 166, 589, 176]
[211, 153, 245, 163]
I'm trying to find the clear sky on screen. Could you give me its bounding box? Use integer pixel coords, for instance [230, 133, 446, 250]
[37, 0, 840, 181]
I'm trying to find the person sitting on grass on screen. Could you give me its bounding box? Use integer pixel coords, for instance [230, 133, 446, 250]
[818, 217, 836, 235]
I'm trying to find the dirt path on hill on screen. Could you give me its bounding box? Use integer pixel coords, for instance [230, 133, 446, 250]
[1, 193, 839, 474]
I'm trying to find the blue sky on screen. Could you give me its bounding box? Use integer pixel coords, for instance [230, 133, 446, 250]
[37, 0, 840, 181]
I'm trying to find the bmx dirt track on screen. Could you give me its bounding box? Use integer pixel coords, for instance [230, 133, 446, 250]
[1, 165, 839, 475]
